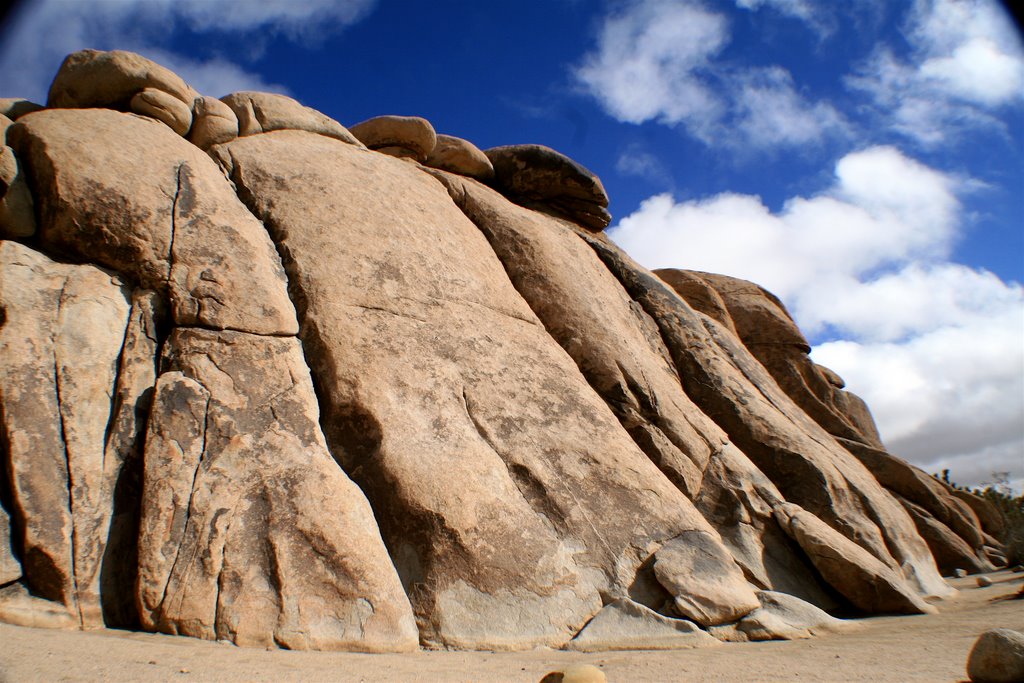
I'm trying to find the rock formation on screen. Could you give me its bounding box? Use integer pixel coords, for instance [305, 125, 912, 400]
[0, 49, 1006, 652]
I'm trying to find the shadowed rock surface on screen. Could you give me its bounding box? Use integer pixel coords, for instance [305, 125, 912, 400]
[0, 49, 994, 653]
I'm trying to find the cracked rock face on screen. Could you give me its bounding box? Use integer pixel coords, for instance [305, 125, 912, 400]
[0, 48, 1004, 653]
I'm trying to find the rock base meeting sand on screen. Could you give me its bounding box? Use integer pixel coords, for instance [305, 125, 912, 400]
[0, 571, 1020, 683]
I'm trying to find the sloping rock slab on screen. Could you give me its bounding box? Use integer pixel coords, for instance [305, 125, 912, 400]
[8, 108, 297, 336]
[653, 531, 760, 626]
[566, 598, 718, 652]
[138, 329, 417, 652]
[730, 590, 852, 641]
[576, 233, 951, 605]
[774, 503, 935, 615]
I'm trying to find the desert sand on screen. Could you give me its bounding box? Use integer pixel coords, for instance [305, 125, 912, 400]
[0, 571, 1020, 683]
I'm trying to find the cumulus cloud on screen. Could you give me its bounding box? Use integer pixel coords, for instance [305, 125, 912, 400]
[574, 0, 846, 151]
[0, 0, 375, 102]
[610, 145, 1024, 488]
[848, 0, 1024, 146]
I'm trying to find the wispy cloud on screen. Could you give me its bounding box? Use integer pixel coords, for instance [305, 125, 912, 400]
[573, 0, 848, 152]
[609, 145, 1024, 488]
[847, 0, 1024, 146]
[0, 0, 376, 102]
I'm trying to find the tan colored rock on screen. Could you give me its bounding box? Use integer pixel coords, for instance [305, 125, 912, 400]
[98, 289, 165, 627]
[0, 507, 20, 585]
[655, 268, 738, 336]
[188, 96, 238, 149]
[774, 503, 935, 614]
[967, 628, 1024, 683]
[898, 495, 991, 575]
[0, 144, 36, 237]
[425, 134, 494, 180]
[577, 237, 951, 606]
[429, 171, 838, 609]
[219, 129, 728, 650]
[0, 98, 44, 120]
[47, 49, 193, 110]
[952, 489, 1006, 539]
[732, 590, 851, 641]
[0, 241, 131, 628]
[0, 583, 76, 629]
[9, 108, 297, 336]
[130, 88, 192, 136]
[0, 113, 11, 142]
[485, 144, 611, 231]
[653, 531, 760, 626]
[540, 664, 608, 683]
[138, 329, 418, 651]
[566, 598, 718, 651]
[220, 91, 361, 146]
[348, 115, 436, 160]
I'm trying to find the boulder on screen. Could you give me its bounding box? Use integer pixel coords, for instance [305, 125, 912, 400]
[540, 664, 608, 683]
[0, 144, 36, 238]
[424, 133, 494, 180]
[138, 329, 418, 651]
[220, 91, 361, 146]
[47, 49, 193, 110]
[0, 241, 132, 627]
[566, 598, 718, 651]
[967, 628, 1024, 683]
[485, 144, 611, 231]
[774, 503, 935, 614]
[652, 531, 761, 626]
[731, 590, 851, 641]
[976, 576, 993, 587]
[0, 113, 11, 142]
[8, 108, 298, 336]
[0, 98, 43, 120]
[130, 87, 192, 136]
[188, 96, 238, 149]
[952, 489, 1006, 539]
[348, 115, 436, 160]
[218, 129, 730, 650]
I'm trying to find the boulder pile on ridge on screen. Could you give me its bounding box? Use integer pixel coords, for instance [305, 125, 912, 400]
[0, 49, 1006, 652]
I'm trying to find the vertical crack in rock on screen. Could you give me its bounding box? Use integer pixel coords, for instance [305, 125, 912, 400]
[166, 163, 184, 283]
[52, 274, 83, 627]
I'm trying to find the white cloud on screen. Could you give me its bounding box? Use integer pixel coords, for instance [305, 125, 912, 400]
[616, 145, 672, 184]
[610, 145, 1024, 489]
[575, 0, 728, 131]
[848, 0, 1024, 146]
[0, 0, 374, 102]
[575, 0, 846, 151]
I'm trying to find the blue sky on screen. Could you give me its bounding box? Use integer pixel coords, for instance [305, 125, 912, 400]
[1, 0, 1021, 491]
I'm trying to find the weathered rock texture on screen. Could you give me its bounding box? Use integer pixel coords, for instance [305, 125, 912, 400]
[0, 49, 993, 652]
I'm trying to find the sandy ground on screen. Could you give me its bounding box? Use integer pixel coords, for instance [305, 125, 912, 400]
[0, 570, 1021, 683]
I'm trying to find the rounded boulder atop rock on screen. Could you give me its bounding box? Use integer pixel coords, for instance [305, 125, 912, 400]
[348, 115, 437, 161]
[967, 628, 1024, 683]
[485, 144, 611, 231]
[47, 49, 194, 110]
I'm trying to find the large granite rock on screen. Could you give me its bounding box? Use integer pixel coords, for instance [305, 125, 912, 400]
[8, 108, 297, 336]
[137, 329, 417, 651]
[217, 129, 748, 650]
[48, 49, 194, 110]
[0, 241, 131, 627]
[0, 49, 969, 654]
[967, 628, 1024, 683]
